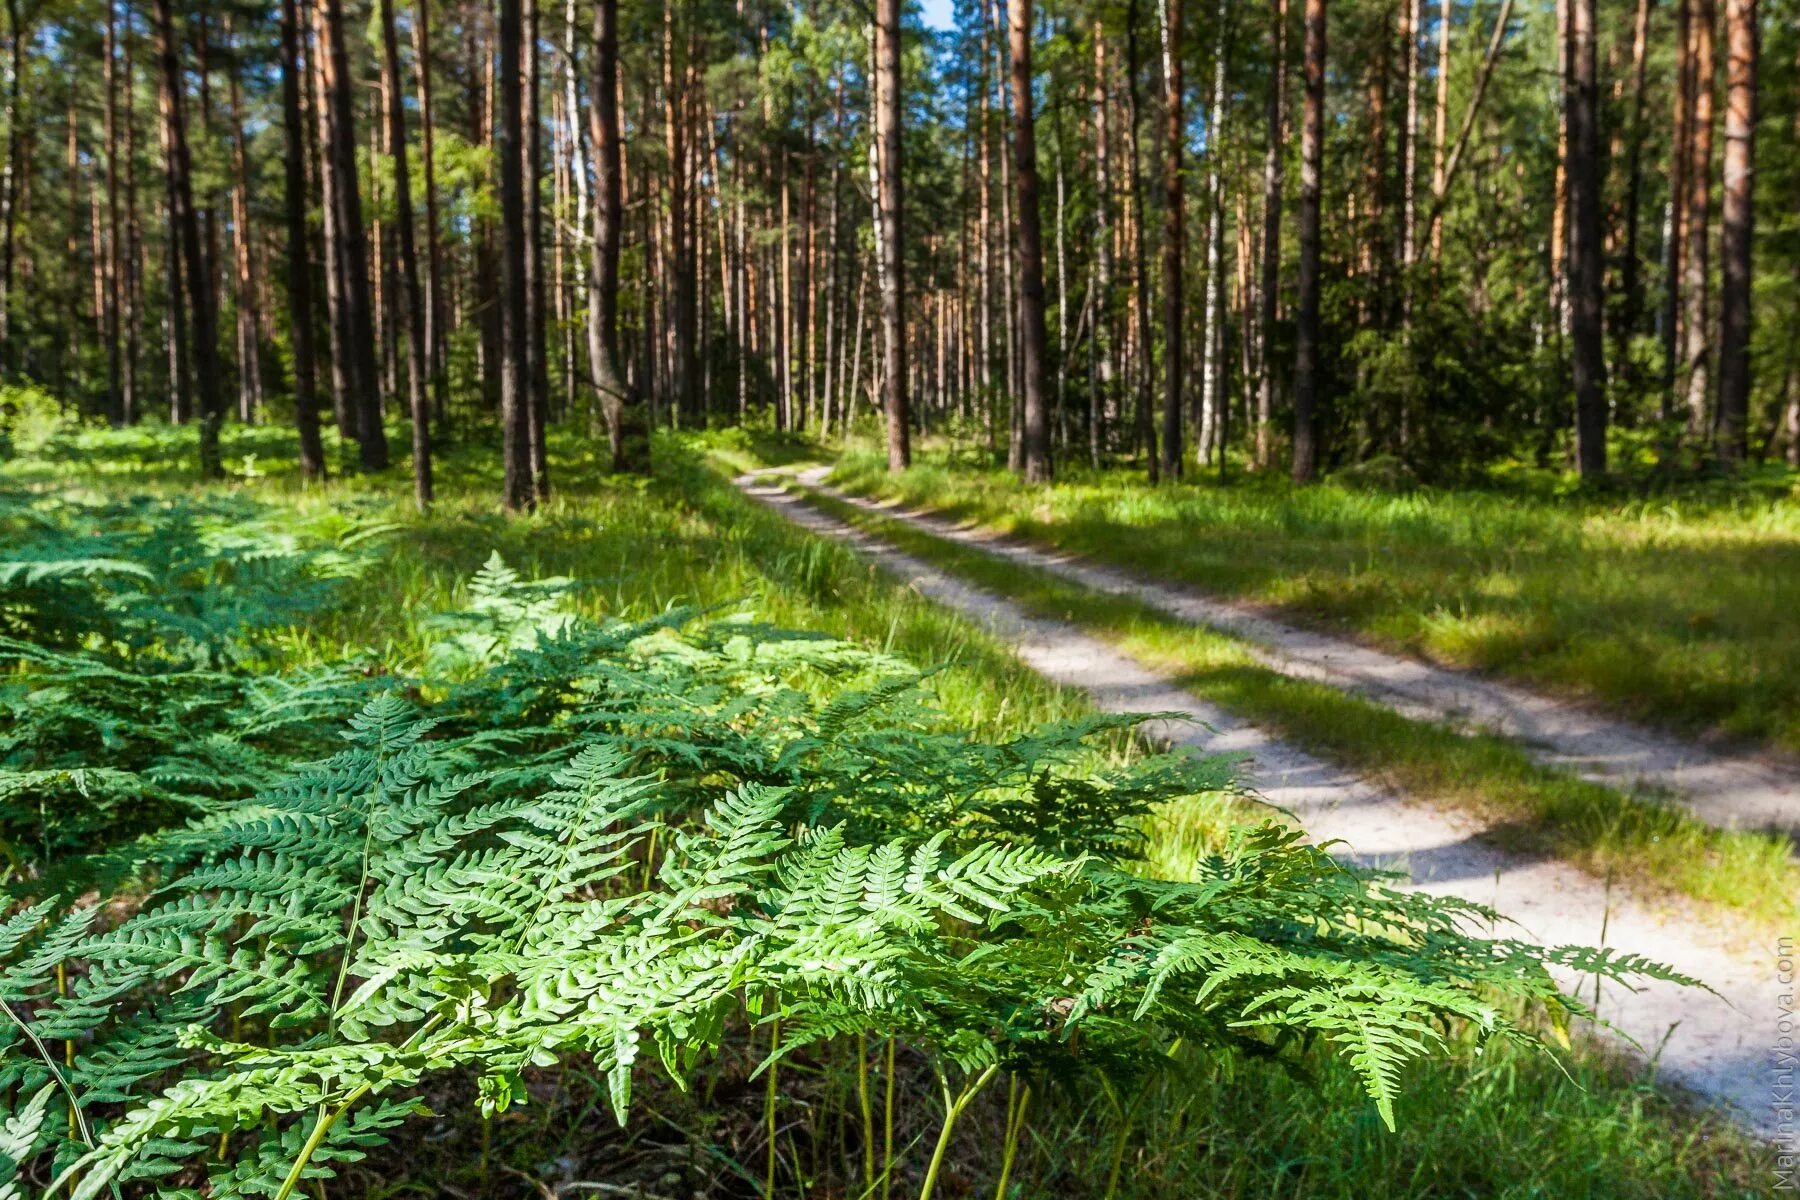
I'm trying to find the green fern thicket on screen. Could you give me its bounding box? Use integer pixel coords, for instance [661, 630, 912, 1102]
[0, 478, 1703, 1198]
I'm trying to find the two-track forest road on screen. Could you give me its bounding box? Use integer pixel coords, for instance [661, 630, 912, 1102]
[736, 468, 1788, 1139]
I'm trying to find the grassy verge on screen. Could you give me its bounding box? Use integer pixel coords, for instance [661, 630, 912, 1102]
[790, 477, 1800, 935]
[3, 423, 1773, 1197]
[829, 444, 1800, 757]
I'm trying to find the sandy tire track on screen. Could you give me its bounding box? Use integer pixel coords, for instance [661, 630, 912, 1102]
[737, 469, 1783, 1138]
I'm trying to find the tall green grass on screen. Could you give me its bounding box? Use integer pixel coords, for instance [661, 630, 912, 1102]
[1, 421, 1770, 1198]
[830, 445, 1800, 756]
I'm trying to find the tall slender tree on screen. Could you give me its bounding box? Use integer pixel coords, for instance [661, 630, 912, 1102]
[497, 0, 533, 509]
[1291, 0, 1325, 482]
[319, 0, 387, 469]
[379, 0, 431, 507]
[1680, 0, 1715, 433]
[279, 0, 325, 479]
[874, 0, 908, 471]
[154, 0, 223, 477]
[1255, 0, 1287, 469]
[1713, 0, 1756, 464]
[1157, 0, 1184, 479]
[1009, 0, 1051, 482]
[1566, 0, 1607, 477]
[588, 0, 646, 472]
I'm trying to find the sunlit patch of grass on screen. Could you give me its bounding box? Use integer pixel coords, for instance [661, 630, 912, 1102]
[793, 481, 1800, 936]
[5, 419, 1773, 1196]
[828, 443, 1800, 755]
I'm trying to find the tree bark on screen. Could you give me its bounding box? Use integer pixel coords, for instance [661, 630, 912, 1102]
[1567, 0, 1608, 477]
[874, 0, 909, 471]
[280, 0, 325, 479]
[0, 0, 24, 360]
[1157, 0, 1184, 479]
[1125, 0, 1157, 479]
[1428, 0, 1449, 260]
[1197, 0, 1228, 469]
[103, 0, 123, 424]
[588, 0, 646, 472]
[225, 20, 263, 424]
[1680, 0, 1715, 433]
[318, 0, 387, 469]
[1661, 0, 1692, 420]
[380, 0, 432, 507]
[1009, 0, 1051, 482]
[1256, 0, 1287, 468]
[1714, 0, 1755, 463]
[155, 0, 224, 477]
[1091, 20, 1114, 469]
[412, 0, 448, 425]
[1292, 0, 1325, 482]
[1613, 0, 1653, 387]
[498, 0, 533, 509]
[525, 0, 550, 496]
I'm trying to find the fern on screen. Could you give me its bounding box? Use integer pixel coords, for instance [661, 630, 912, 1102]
[0, 554, 1701, 1199]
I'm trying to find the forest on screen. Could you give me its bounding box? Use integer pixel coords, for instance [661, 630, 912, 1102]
[1, 0, 1797, 1195]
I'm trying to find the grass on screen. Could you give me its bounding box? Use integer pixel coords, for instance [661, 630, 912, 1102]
[829, 444, 1800, 757]
[788, 476, 1800, 935]
[1, 419, 1775, 1198]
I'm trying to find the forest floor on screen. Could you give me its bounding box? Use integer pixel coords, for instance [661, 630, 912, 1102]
[732, 462, 1794, 1140]
[1, 422, 1778, 1196]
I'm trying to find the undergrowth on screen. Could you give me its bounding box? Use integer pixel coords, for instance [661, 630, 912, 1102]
[0, 425, 1768, 1199]
[828, 443, 1800, 755]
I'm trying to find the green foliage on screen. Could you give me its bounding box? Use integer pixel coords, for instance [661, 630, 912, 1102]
[0, 492, 404, 869]
[0, 549, 1696, 1199]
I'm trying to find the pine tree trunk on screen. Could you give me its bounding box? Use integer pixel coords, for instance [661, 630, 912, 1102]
[0, 0, 23, 360]
[1713, 0, 1755, 463]
[1661, 0, 1692, 419]
[379, 0, 432, 507]
[588, 0, 646, 471]
[1157, 0, 1184, 479]
[1291, 0, 1325, 482]
[1680, 0, 1715, 434]
[160, 95, 190, 424]
[225, 21, 263, 424]
[155, 0, 224, 477]
[874, 0, 909, 470]
[1125, 0, 1157, 479]
[1614, 0, 1653, 389]
[309, 14, 350, 438]
[279, 0, 325, 479]
[103, 0, 123, 424]
[413, 0, 448, 425]
[122, 26, 141, 425]
[524, 0, 549, 496]
[1009, 0, 1051, 482]
[1256, 0, 1287, 469]
[1567, 0, 1607, 477]
[1428, 0, 1449, 260]
[1198, 0, 1227, 470]
[1092, 20, 1114, 469]
[318, 0, 387, 469]
[498, 0, 533, 509]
